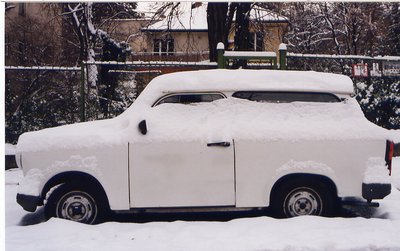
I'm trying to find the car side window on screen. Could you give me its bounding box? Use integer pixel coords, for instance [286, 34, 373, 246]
[155, 93, 225, 106]
[232, 91, 340, 103]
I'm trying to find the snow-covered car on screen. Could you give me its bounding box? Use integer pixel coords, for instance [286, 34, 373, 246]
[15, 69, 394, 224]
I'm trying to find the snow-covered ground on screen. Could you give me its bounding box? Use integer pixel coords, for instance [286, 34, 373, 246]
[5, 158, 400, 251]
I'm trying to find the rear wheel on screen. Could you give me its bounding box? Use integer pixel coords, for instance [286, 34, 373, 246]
[273, 179, 337, 218]
[45, 183, 106, 224]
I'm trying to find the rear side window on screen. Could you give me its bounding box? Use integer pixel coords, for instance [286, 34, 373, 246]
[232, 91, 340, 103]
[155, 93, 225, 106]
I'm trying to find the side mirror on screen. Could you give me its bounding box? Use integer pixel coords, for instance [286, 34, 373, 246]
[138, 120, 147, 135]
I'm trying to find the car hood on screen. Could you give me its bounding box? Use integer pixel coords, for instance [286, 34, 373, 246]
[16, 116, 132, 153]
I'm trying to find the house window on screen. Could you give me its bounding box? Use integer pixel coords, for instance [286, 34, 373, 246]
[249, 32, 264, 51]
[18, 3, 26, 16]
[153, 38, 174, 56]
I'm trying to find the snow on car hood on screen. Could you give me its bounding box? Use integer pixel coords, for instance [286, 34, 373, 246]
[16, 114, 133, 153]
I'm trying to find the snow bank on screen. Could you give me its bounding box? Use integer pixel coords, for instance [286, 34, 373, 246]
[6, 214, 400, 251]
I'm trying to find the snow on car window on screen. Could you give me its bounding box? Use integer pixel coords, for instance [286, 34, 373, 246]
[155, 93, 224, 106]
[233, 91, 340, 103]
[141, 97, 388, 143]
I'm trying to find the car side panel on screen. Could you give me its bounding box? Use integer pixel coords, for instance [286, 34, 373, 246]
[20, 145, 129, 210]
[129, 141, 235, 208]
[234, 139, 386, 207]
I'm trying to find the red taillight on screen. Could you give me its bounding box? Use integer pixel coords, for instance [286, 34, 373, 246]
[385, 140, 394, 176]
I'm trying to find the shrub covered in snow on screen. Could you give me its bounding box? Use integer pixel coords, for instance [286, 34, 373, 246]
[354, 77, 400, 130]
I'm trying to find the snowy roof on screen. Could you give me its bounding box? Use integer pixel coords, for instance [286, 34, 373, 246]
[136, 69, 354, 106]
[134, 2, 161, 19]
[143, 2, 288, 31]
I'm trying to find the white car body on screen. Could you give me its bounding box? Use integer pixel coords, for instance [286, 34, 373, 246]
[15, 69, 393, 221]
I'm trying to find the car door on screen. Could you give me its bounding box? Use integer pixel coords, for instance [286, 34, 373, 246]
[129, 99, 235, 208]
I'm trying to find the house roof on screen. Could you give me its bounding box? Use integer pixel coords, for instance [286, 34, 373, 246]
[140, 2, 288, 32]
[134, 2, 163, 19]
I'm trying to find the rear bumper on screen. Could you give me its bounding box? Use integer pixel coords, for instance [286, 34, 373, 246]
[16, 193, 41, 212]
[362, 183, 391, 201]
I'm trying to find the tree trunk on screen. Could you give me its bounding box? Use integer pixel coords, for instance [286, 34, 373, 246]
[207, 3, 229, 62]
[233, 3, 251, 68]
[234, 3, 251, 51]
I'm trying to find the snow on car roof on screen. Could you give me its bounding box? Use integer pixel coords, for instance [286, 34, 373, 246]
[136, 69, 354, 106]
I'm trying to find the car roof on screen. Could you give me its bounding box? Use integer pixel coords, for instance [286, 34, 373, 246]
[135, 69, 354, 107]
[148, 69, 354, 94]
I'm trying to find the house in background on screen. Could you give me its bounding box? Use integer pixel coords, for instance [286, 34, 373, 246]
[5, 2, 289, 64]
[138, 2, 210, 61]
[118, 2, 289, 62]
[5, 2, 65, 66]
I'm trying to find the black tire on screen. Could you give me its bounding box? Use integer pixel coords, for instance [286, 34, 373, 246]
[45, 183, 107, 224]
[272, 178, 337, 218]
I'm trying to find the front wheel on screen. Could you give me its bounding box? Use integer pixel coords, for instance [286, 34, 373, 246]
[273, 179, 337, 218]
[45, 183, 106, 224]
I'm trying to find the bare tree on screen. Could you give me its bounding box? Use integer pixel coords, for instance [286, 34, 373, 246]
[280, 2, 390, 57]
[207, 2, 252, 63]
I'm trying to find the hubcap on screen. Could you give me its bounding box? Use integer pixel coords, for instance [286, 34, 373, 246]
[57, 191, 97, 223]
[284, 187, 322, 217]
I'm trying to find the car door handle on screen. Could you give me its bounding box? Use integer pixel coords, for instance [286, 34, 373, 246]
[207, 142, 231, 147]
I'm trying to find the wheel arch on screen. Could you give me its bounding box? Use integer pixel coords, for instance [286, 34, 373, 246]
[269, 173, 338, 206]
[40, 171, 110, 209]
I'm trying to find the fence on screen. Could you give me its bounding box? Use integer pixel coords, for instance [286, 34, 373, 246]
[5, 66, 81, 143]
[130, 51, 209, 62]
[216, 42, 285, 69]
